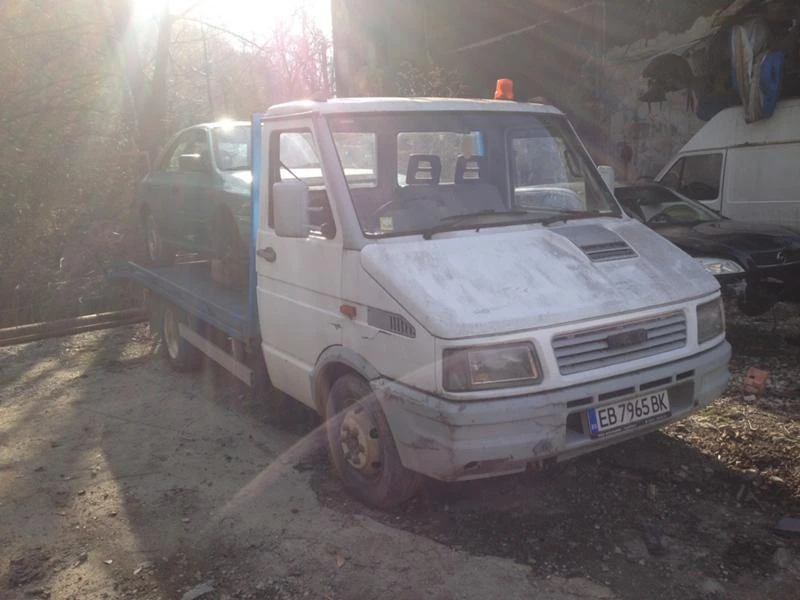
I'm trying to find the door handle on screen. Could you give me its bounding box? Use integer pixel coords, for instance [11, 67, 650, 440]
[257, 247, 276, 262]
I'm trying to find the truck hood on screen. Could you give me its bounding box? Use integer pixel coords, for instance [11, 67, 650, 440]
[360, 220, 718, 339]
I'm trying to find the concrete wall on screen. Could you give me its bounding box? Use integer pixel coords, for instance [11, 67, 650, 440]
[603, 15, 719, 180]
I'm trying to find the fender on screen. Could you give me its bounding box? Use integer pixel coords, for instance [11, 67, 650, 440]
[310, 345, 381, 413]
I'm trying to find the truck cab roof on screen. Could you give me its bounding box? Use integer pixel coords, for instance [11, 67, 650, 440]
[264, 97, 563, 118]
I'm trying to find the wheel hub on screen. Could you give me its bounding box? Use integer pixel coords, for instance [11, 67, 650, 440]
[339, 405, 381, 476]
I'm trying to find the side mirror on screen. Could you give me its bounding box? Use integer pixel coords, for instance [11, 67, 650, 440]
[273, 181, 310, 238]
[179, 153, 209, 172]
[598, 165, 615, 190]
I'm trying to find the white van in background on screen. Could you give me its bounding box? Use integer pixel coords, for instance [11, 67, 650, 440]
[656, 98, 800, 229]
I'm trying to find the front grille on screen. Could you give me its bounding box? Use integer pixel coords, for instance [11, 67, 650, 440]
[751, 248, 800, 267]
[581, 241, 637, 262]
[553, 311, 687, 375]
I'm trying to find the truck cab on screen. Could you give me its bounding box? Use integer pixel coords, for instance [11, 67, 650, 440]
[254, 97, 731, 507]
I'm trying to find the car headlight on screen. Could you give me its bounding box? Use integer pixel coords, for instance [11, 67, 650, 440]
[696, 257, 744, 275]
[443, 343, 541, 392]
[697, 297, 725, 344]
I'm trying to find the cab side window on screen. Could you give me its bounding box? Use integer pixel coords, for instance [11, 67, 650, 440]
[660, 154, 722, 201]
[270, 130, 336, 238]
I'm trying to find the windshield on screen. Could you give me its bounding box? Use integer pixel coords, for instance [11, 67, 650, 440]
[328, 112, 621, 237]
[212, 124, 250, 170]
[615, 185, 721, 225]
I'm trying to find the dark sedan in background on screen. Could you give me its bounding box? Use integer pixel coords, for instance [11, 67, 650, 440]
[616, 184, 800, 315]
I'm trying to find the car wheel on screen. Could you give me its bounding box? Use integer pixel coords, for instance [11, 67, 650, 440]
[210, 208, 246, 262]
[325, 374, 422, 509]
[737, 296, 774, 317]
[143, 212, 174, 266]
[161, 304, 202, 372]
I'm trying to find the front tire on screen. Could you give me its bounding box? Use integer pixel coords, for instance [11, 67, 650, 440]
[161, 304, 202, 372]
[737, 292, 774, 317]
[143, 212, 174, 266]
[325, 374, 422, 509]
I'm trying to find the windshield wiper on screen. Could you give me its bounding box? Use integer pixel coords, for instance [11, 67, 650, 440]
[421, 210, 530, 240]
[540, 210, 602, 227]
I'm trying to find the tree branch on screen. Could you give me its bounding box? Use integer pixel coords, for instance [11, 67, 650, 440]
[177, 16, 266, 51]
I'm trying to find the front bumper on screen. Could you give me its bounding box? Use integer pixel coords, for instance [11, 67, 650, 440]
[373, 341, 731, 482]
[723, 263, 800, 301]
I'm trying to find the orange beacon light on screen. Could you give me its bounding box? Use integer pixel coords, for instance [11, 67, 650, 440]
[494, 78, 515, 100]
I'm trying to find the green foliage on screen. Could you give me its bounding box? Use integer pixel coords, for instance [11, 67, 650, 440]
[0, 0, 331, 326]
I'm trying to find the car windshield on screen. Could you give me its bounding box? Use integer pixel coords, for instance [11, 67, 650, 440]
[615, 185, 721, 225]
[213, 124, 250, 170]
[328, 112, 622, 237]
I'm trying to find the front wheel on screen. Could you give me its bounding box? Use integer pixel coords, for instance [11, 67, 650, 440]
[144, 212, 174, 266]
[325, 374, 422, 509]
[736, 290, 774, 317]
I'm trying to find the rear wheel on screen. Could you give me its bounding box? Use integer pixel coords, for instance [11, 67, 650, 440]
[143, 212, 174, 266]
[161, 304, 202, 372]
[325, 374, 422, 509]
[210, 208, 246, 262]
[210, 209, 247, 288]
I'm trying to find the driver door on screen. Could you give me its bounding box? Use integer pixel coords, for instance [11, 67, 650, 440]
[256, 117, 344, 408]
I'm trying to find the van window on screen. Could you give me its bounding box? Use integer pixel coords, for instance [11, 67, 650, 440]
[660, 153, 722, 201]
[510, 132, 589, 211]
[397, 132, 483, 185]
[328, 112, 620, 237]
[270, 130, 336, 238]
[333, 132, 377, 188]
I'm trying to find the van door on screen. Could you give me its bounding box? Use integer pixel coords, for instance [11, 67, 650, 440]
[255, 118, 344, 408]
[658, 152, 725, 212]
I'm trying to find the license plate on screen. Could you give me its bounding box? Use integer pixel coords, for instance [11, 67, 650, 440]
[588, 390, 671, 438]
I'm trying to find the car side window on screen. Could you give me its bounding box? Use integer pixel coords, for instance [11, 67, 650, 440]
[661, 154, 722, 201]
[270, 130, 336, 238]
[163, 130, 209, 173]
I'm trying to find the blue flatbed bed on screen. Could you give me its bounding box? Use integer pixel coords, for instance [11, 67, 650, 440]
[117, 260, 258, 343]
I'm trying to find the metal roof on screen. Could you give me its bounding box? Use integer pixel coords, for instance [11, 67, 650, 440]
[264, 97, 563, 118]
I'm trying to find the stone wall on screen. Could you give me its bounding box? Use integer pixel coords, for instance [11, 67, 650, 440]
[603, 15, 719, 181]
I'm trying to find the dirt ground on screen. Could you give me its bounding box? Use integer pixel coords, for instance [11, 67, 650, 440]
[1, 306, 799, 600]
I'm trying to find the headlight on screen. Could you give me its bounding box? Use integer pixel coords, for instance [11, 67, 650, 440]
[696, 257, 744, 275]
[697, 297, 725, 344]
[443, 343, 541, 392]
